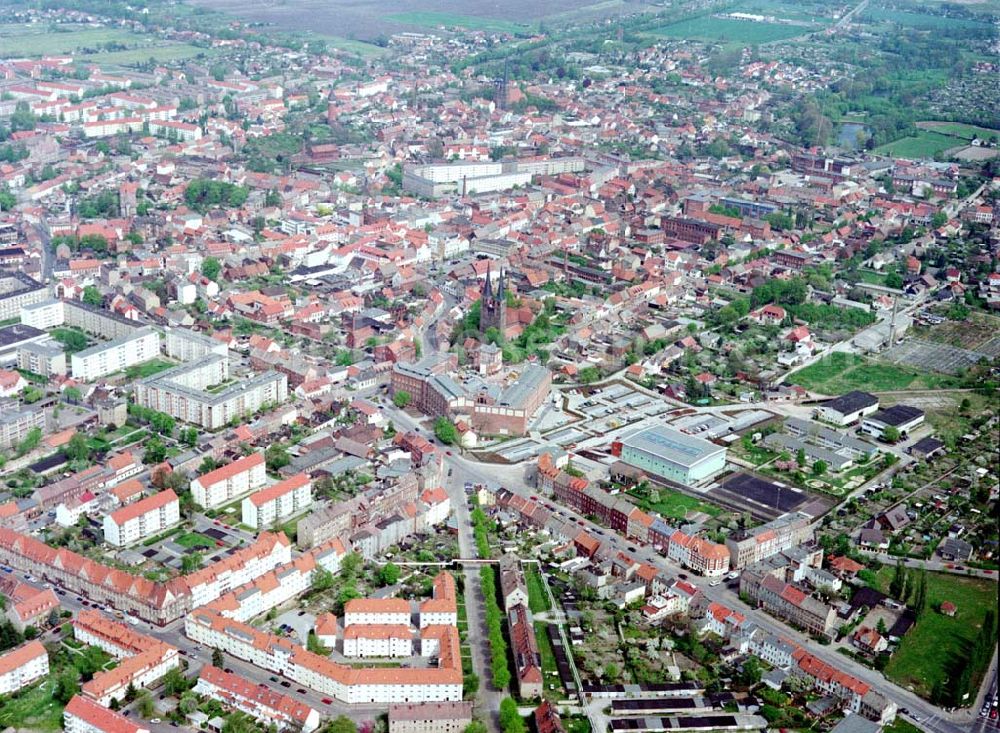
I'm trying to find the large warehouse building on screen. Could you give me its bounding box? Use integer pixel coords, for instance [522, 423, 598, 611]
[617, 425, 727, 485]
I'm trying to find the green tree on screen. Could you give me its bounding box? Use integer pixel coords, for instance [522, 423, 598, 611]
[54, 668, 80, 704]
[82, 285, 103, 306]
[464, 721, 488, 733]
[499, 698, 526, 733]
[812, 460, 828, 476]
[327, 716, 357, 733]
[212, 647, 225, 668]
[265, 444, 290, 471]
[181, 552, 202, 574]
[311, 567, 335, 592]
[341, 551, 362, 580]
[376, 562, 400, 587]
[63, 386, 82, 403]
[796, 447, 807, 467]
[884, 272, 904, 289]
[434, 417, 458, 445]
[163, 666, 190, 696]
[913, 570, 928, 619]
[143, 437, 167, 464]
[882, 426, 900, 443]
[889, 560, 907, 599]
[201, 256, 222, 282]
[64, 432, 90, 462]
[392, 390, 411, 408]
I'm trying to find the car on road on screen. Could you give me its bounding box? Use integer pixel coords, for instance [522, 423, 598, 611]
[678, 573, 688, 580]
[446, 451, 452, 456]
[992, 710, 998, 720]
[224, 668, 233, 674]
[151, 719, 161, 724]
[321, 698, 333, 705]
[269, 676, 278, 682]
[280, 681, 291, 688]
[297, 688, 306, 694]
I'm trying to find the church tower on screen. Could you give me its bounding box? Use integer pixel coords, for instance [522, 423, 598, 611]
[480, 264, 508, 337]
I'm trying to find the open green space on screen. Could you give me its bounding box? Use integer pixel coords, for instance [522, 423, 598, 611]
[862, 7, 992, 30]
[651, 14, 816, 44]
[316, 35, 388, 58]
[534, 621, 564, 700]
[525, 566, 552, 614]
[916, 121, 1000, 141]
[875, 567, 997, 700]
[628, 483, 722, 520]
[0, 27, 147, 57]
[788, 352, 960, 394]
[125, 359, 175, 380]
[175, 532, 216, 549]
[0, 678, 64, 732]
[387, 12, 535, 35]
[875, 130, 962, 159]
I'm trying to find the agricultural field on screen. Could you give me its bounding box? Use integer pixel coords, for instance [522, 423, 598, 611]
[788, 352, 960, 394]
[84, 43, 215, 66]
[387, 11, 535, 34]
[875, 568, 997, 699]
[651, 14, 816, 44]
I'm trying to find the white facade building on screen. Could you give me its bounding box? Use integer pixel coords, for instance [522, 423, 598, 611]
[241, 473, 312, 530]
[191, 453, 267, 509]
[341, 626, 413, 658]
[71, 327, 160, 382]
[64, 695, 149, 733]
[0, 640, 48, 695]
[103, 490, 179, 547]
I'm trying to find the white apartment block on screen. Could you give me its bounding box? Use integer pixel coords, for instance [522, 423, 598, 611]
[71, 327, 160, 382]
[241, 473, 312, 530]
[165, 327, 229, 362]
[17, 340, 67, 377]
[343, 598, 411, 628]
[64, 695, 149, 733]
[134, 354, 288, 430]
[20, 298, 64, 330]
[0, 640, 48, 695]
[191, 452, 267, 509]
[210, 555, 315, 623]
[103, 490, 179, 547]
[342, 626, 413, 658]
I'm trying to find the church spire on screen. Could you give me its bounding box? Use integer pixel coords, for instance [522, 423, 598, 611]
[483, 262, 493, 301]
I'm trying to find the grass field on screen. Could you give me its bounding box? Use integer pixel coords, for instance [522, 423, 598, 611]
[788, 352, 960, 394]
[388, 12, 535, 34]
[651, 15, 815, 43]
[917, 121, 1000, 141]
[875, 568, 998, 699]
[125, 359, 175, 379]
[175, 532, 215, 549]
[317, 35, 388, 58]
[0, 27, 145, 56]
[863, 7, 992, 30]
[534, 621, 564, 700]
[0, 678, 64, 732]
[628, 484, 722, 520]
[526, 566, 552, 613]
[876, 130, 962, 159]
